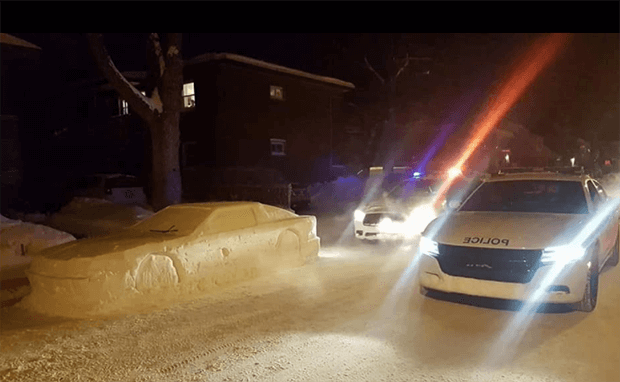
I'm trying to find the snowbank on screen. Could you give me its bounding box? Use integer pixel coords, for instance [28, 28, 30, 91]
[1, 215, 76, 280]
[1, 215, 75, 304]
[45, 197, 154, 238]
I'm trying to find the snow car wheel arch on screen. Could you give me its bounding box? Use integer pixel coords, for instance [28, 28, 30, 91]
[275, 229, 302, 267]
[135, 254, 180, 292]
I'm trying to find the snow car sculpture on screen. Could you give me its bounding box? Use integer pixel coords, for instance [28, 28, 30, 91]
[22, 202, 320, 317]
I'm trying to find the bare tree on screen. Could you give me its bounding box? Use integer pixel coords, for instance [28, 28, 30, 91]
[87, 33, 183, 210]
[331, 34, 432, 172]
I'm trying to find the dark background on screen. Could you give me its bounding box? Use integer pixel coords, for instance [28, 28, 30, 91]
[8, 31, 617, 144]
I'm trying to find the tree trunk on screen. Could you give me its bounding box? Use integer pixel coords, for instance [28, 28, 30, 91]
[87, 33, 183, 211]
[150, 115, 182, 210]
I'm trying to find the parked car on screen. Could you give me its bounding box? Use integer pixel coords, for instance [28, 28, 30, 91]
[418, 167, 619, 312]
[22, 201, 320, 317]
[72, 173, 148, 206]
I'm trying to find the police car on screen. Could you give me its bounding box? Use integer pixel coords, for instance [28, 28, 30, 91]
[353, 178, 439, 241]
[417, 167, 619, 312]
[353, 170, 472, 242]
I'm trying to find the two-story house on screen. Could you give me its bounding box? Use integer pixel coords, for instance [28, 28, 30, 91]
[59, 52, 354, 205]
[180, 53, 355, 184]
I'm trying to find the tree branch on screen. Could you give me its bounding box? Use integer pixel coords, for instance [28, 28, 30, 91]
[364, 55, 385, 84]
[394, 53, 410, 79]
[86, 33, 160, 125]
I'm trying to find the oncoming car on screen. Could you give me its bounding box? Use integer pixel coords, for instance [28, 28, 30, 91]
[353, 173, 476, 242]
[354, 178, 440, 242]
[22, 202, 320, 317]
[418, 168, 619, 312]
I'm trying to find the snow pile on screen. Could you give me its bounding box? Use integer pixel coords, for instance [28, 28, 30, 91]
[45, 197, 154, 238]
[1, 215, 75, 304]
[1, 215, 76, 280]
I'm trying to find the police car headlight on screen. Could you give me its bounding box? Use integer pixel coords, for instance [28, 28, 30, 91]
[420, 236, 439, 256]
[541, 245, 587, 265]
[354, 209, 365, 222]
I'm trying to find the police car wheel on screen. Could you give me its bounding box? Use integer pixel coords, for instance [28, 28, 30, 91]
[608, 232, 619, 267]
[573, 255, 599, 312]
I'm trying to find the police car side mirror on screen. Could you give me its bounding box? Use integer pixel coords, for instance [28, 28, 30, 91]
[448, 200, 461, 209]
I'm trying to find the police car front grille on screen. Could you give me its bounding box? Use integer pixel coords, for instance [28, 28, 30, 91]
[436, 244, 542, 283]
[363, 213, 405, 226]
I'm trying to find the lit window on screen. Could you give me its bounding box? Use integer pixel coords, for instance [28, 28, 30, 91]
[118, 91, 145, 116]
[183, 82, 195, 108]
[270, 139, 286, 156]
[119, 99, 129, 115]
[270, 85, 284, 100]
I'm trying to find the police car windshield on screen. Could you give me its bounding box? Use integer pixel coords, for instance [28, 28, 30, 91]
[459, 180, 588, 214]
[388, 179, 437, 199]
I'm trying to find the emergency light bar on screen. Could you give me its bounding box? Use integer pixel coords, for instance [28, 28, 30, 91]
[494, 166, 586, 176]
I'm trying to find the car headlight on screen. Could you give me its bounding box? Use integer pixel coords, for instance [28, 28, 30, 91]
[377, 218, 402, 234]
[354, 209, 365, 222]
[540, 245, 587, 265]
[419, 236, 439, 256]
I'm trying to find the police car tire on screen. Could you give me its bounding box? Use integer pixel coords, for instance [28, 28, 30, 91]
[608, 232, 619, 267]
[573, 255, 599, 312]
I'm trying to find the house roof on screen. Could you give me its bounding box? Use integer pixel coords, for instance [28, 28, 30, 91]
[68, 71, 148, 89]
[0, 33, 41, 50]
[186, 52, 355, 90]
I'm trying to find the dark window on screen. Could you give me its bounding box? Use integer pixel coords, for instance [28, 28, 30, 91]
[270, 138, 286, 156]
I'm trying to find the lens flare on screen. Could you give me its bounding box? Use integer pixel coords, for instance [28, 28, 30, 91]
[432, 33, 571, 209]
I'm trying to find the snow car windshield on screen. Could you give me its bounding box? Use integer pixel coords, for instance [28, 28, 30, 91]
[459, 180, 588, 214]
[131, 207, 212, 235]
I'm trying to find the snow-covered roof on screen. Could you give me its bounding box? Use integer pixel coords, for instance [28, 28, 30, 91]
[186, 53, 355, 90]
[0, 33, 41, 50]
[69, 71, 147, 89]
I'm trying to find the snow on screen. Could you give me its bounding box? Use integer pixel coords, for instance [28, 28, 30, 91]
[1, 215, 75, 305]
[186, 52, 356, 90]
[0, 177, 618, 381]
[0, 33, 41, 50]
[0, 215, 75, 281]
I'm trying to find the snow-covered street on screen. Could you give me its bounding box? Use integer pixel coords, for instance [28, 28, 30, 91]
[1, 208, 619, 382]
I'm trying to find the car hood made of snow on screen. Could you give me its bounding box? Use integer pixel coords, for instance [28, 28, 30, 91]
[27, 230, 197, 280]
[34, 229, 191, 261]
[422, 211, 589, 250]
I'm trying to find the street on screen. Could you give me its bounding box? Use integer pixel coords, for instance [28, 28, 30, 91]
[1, 210, 619, 382]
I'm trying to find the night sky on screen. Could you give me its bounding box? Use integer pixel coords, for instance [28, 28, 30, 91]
[8, 32, 620, 143]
